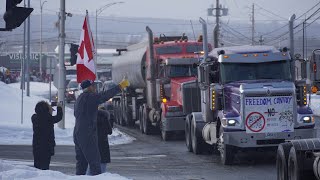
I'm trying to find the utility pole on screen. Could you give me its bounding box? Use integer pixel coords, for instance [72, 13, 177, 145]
[215, 0, 220, 47]
[251, 3, 255, 45]
[26, 0, 30, 97]
[40, 0, 47, 77]
[207, 0, 228, 48]
[289, 14, 296, 81]
[58, 0, 66, 129]
[302, 19, 306, 59]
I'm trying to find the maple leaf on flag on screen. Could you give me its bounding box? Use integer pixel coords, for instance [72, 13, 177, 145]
[76, 11, 96, 83]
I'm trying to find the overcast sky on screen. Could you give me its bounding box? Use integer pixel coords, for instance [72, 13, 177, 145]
[0, 0, 319, 21]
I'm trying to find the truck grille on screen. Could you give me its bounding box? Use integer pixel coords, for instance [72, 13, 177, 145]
[182, 82, 201, 114]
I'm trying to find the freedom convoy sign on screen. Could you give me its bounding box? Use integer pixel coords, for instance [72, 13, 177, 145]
[244, 96, 294, 133]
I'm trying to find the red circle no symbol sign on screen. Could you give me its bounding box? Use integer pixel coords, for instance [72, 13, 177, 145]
[245, 112, 266, 132]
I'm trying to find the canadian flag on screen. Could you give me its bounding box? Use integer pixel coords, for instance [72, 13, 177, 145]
[76, 12, 96, 83]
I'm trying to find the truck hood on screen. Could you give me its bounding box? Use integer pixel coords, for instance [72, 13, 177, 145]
[224, 79, 292, 93]
[158, 54, 199, 60]
[223, 79, 294, 113]
[170, 77, 197, 106]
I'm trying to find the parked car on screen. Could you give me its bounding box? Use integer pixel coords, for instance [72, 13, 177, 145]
[65, 79, 78, 103]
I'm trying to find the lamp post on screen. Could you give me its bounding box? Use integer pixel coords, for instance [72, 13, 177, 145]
[40, 0, 47, 79]
[95, 2, 124, 76]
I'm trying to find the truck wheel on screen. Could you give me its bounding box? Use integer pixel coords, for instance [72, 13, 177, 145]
[277, 143, 293, 180]
[139, 106, 144, 133]
[218, 127, 234, 165]
[120, 100, 127, 126]
[143, 105, 151, 135]
[313, 157, 320, 180]
[124, 104, 134, 127]
[114, 102, 118, 124]
[116, 101, 121, 125]
[191, 118, 203, 154]
[288, 146, 301, 180]
[185, 115, 192, 152]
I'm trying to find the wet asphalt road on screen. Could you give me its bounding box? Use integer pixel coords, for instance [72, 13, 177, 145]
[1, 102, 319, 179]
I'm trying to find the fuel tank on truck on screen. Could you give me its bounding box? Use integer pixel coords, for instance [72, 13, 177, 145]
[112, 42, 147, 89]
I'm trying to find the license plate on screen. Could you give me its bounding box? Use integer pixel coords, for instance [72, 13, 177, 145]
[265, 132, 277, 139]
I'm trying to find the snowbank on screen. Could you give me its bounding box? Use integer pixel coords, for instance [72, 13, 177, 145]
[8, 82, 58, 97]
[0, 160, 130, 180]
[311, 94, 320, 116]
[0, 82, 134, 145]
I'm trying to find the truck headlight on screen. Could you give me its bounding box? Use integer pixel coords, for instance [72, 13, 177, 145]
[302, 116, 311, 123]
[68, 91, 74, 94]
[227, 119, 237, 126]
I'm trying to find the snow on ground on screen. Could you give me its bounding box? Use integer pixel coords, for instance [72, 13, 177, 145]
[311, 94, 320, 116]
[8, 82, 58, 97]
[0, 82, 134, 145]
[0, 160, 130, 180]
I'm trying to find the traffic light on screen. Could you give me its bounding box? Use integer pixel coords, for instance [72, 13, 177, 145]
[3, 0, 33, 30]
[70, 43, 79, 66]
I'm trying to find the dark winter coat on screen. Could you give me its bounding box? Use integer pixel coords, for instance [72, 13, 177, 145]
[73, 86, 120, 163]
[32, 106, 63, 156]
[97, 109, 112, 163]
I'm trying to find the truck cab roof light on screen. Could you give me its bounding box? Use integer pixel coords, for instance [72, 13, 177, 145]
[253, 54, 258, 57]
[263, 54, 268, 56]
[223, 55, 229, 58]
[243, 54, 248, 57]
[282, 53, 287, 56]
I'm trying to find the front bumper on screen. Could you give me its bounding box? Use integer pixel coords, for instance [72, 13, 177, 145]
[223, 128, 317, 148]
[162, 116, 186, 131]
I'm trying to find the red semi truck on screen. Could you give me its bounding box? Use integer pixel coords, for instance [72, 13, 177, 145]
[112, 26, 211, 140]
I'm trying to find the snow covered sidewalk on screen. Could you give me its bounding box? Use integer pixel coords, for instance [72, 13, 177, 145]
[0, 82, 134, 146]
[0, 160, 130, 180]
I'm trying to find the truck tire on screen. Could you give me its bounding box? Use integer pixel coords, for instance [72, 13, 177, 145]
[143, 105, 152, 135]
[277, 143, 293, 180]
[114, 102, 119, 124]
[119, 99, 126, 126]
[139, 106, 144, 133]
[191, 118, 204, 154]
[185, 115, 192, 152]
[218, 127, 235, 165]
[124, 104, 134, 127]
[314, 157, 320, 180]
[288, 146, 303, 180]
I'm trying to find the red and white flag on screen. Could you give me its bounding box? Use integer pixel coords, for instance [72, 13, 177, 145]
[76, 11, 96, 83]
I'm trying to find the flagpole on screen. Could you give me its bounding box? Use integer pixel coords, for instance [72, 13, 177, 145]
[58, 0, 66, 129]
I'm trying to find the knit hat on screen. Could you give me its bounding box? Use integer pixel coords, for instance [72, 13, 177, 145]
[80, 79, 94, 89]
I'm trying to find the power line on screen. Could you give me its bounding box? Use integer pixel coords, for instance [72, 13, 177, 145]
[221, 22, 255, 43]
[255, 4, 287, 20]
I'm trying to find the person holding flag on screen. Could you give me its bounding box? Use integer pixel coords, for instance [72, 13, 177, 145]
[73, 11, 130, 175]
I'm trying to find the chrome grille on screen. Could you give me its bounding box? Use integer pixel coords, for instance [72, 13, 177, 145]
[182, 82, 201, 114]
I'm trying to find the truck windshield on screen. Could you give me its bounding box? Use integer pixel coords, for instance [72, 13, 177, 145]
[186, 44, 203, 53]
[156, 46, 182, 55]
[220, 60, 292, 83]
[168, 65, 197, 77]
[68, 81, 78, 88]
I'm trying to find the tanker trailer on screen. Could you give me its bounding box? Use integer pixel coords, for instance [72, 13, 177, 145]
[112, 26, 211, 140]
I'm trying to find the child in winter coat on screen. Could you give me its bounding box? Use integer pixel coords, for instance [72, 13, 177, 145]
[31, 101, 63, 170]
[86, 106, 113, 175]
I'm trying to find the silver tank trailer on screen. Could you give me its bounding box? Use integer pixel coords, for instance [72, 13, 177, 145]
[112, 42, 148, 89]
